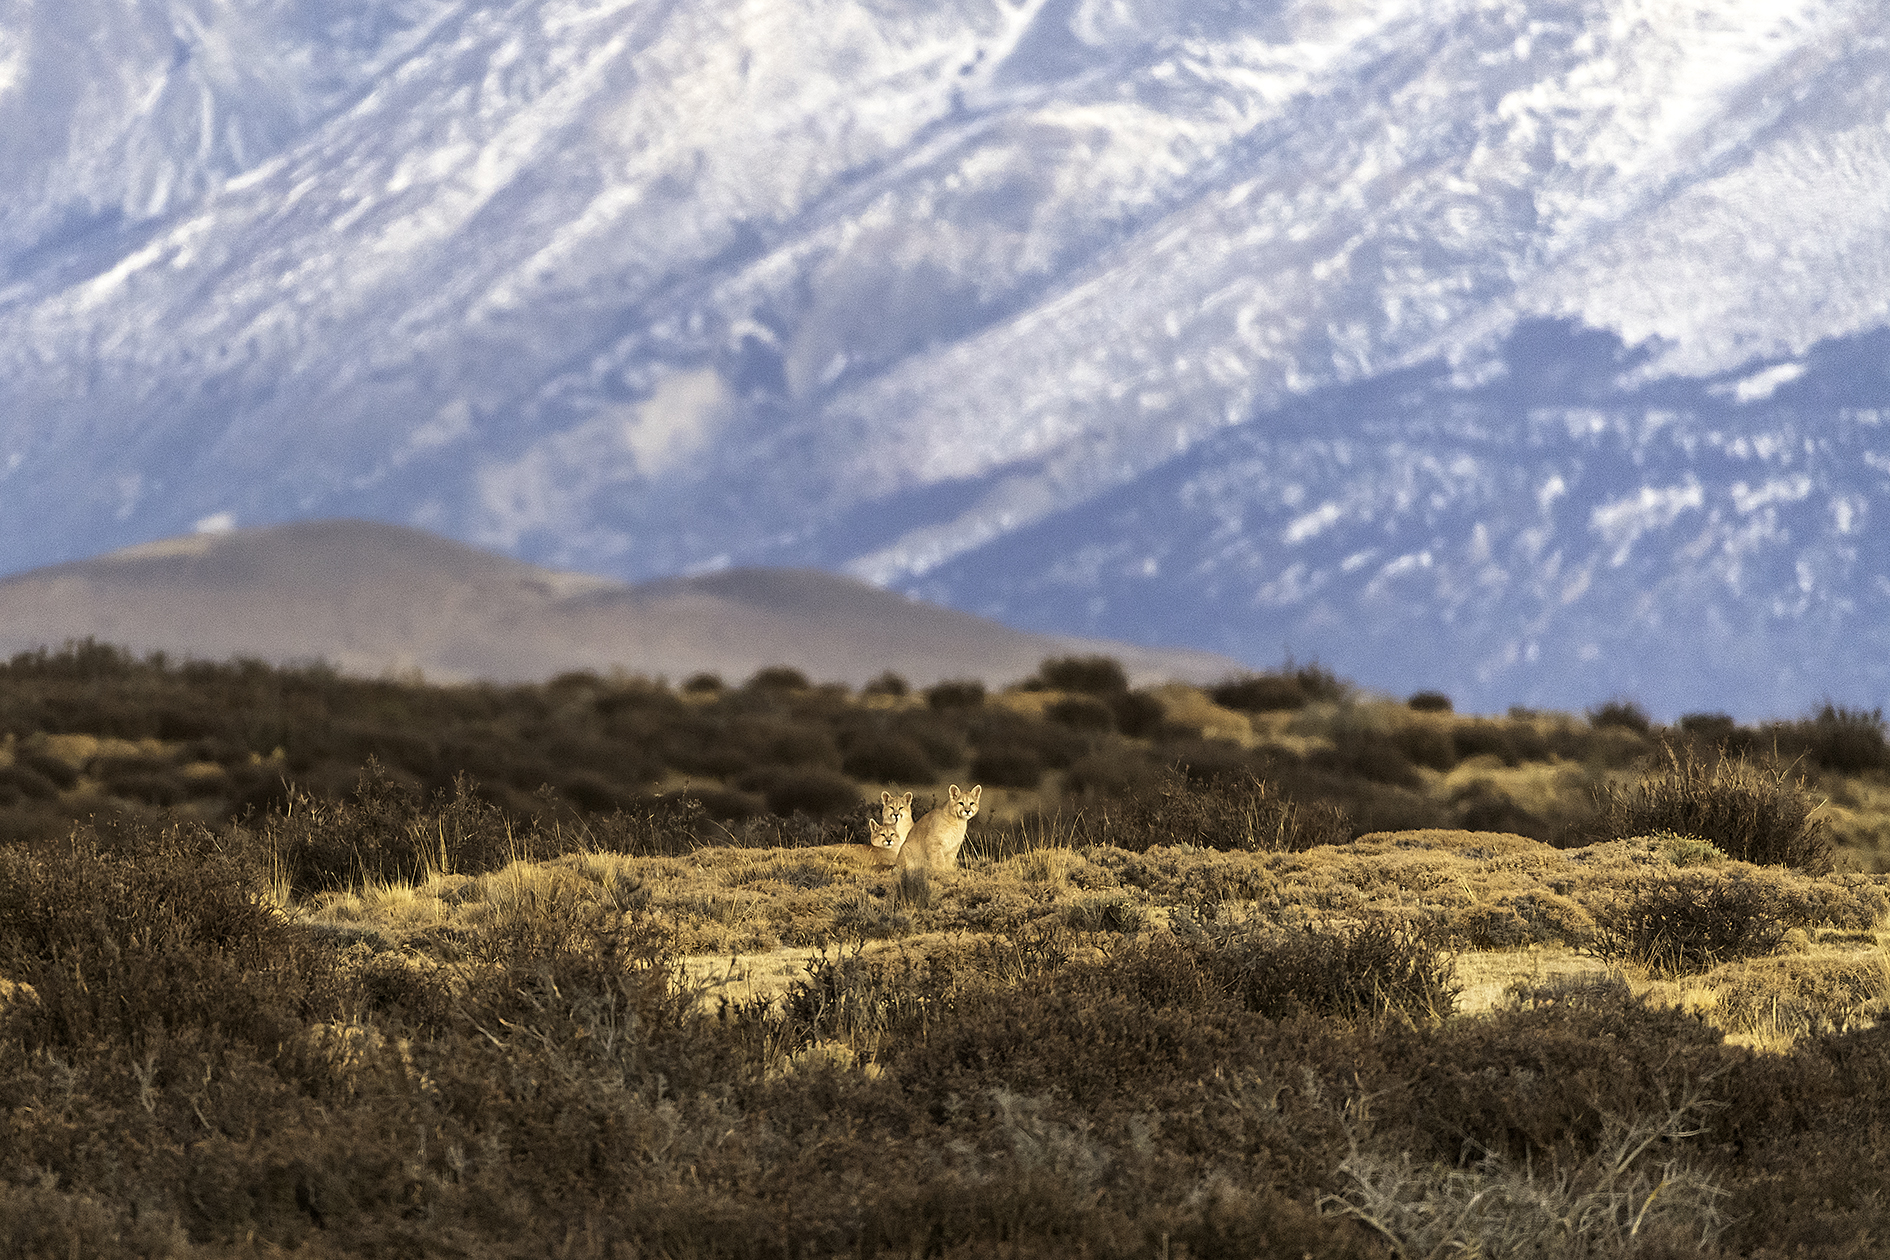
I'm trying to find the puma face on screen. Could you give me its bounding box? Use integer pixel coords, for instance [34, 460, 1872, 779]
[879, 790, 914, 836]
[867, 819, 902, 849]
[947, 784, 981, 821]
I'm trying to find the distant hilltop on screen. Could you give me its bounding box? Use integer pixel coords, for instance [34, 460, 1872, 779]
[0, 519, 1244, 688]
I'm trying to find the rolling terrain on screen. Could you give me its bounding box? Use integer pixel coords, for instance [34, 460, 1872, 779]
[0, 518, 1240, 687]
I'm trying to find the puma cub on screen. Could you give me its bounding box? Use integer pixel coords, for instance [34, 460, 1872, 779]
[897, 784, 981, 872]
[880, 790, 915, 842]
[819, 817, 905, 869]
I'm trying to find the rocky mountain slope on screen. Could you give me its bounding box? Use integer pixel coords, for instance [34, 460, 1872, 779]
[1, 0, 1885, 714]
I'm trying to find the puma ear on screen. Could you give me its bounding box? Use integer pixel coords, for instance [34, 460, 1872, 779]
[947, 785, 961, 801]
[899, 792, 913, 806]
[881, 791, 894, 806]
[968, 785, 982, 803]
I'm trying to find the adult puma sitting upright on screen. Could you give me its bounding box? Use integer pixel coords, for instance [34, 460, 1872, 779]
[880, 790, 915, 843]
[897, 785, 981, 872]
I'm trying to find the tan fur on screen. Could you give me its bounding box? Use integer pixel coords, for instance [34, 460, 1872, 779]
[879, 790, 915, 842]
[814, 818, 905, 869]
[897, 784, 981, 872]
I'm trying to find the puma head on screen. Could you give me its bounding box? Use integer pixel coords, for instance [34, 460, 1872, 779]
[879, 790, 914, 827]
[946, 784, 982, 820]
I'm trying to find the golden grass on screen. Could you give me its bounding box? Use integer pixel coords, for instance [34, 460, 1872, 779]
[1666, 941, 1890, 1051]
[292, 825, 1890, 1055]
[1147, 684, 1260, 745]
[1819, 774, 1890, 871]
[35, 733, 172, 766]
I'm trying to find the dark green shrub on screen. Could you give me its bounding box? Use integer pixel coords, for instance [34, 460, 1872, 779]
[1292, 661, 1349, 703]
[624, 785, 764, 829]
[1161, 738, 1255, 785]
[969, 744, 1044, 789]
[538, 732, 662, 785]
[1255, 752, 1452, 836]
[737, 767, 861, 819]
[1035, 768, 1349, 854]
[0, 763, 60, 803]
[547, 669, 605, 692]
[1062, 750, 1165, 800]
[1588, 698, 1652, 735]
[1109, 689, 1166, 738]
[13, 746, 80, 787]
[1450, 719, 1522, 766]
[1593, 743, 1832, 872]
[1391, 721, 1458, 772]
[1309, 732, 1423, 788]
[841, 734, 934, 784]
[175, 735, 252, 766]
[1046, 695, 1116, 732]
[1798, 704, 1889, 774]
[555, 770, 637, 813]
[101, 770, 187, 806]
[899, 713, 967, 771]
[594, 678, 682, 717]
[862, 671, 909, 698]
[748, 720, 843, 769]
[1212, 919, 1458, 1020]
[1679, 711, 1739, 742]
[681, 784, 767, 822]
[0, 817, 341, 1051]
[1391, 996, 1727, 1168]
[744, 665, 812, 693]
[656, 710, 757, 777]
[1450, 782, 1553, 839]
[88, 752, 172, 780]
[924, 678, 986, 709]
[968, 710, 1089, 770]
[1594, 872, 1793, 973]
[255, 762, 544, 894]
[1214, 662, 1348, 712]
[663, 714, 840, 778]
[1209, 673, 1308, 712]
[1032, 655, 1130, 696]
[680, 671, 724, 694]
[1408, 690, 1453, 712]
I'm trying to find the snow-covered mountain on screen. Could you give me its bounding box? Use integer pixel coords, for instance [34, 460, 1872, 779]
[1, 0, 1886, 717]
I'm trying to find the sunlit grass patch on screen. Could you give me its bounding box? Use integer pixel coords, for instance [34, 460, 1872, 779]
[1146, 683, 1258, 745]
[1680, 950, 1890, 1049]
[1005, 844, 1087, 891]
[1441, 754, 1599, 819]
[1455, 944, 1617, 1013]
[1819, 773, 1890, 871]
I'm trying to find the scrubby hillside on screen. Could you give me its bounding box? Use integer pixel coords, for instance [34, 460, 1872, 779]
[4, 640, 1889, 866]
[5, 644, 1890, 1254]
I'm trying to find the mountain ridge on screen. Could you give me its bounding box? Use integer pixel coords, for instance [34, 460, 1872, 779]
[1, 1, 1887, 718]
[0, 519, 1244, 689]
